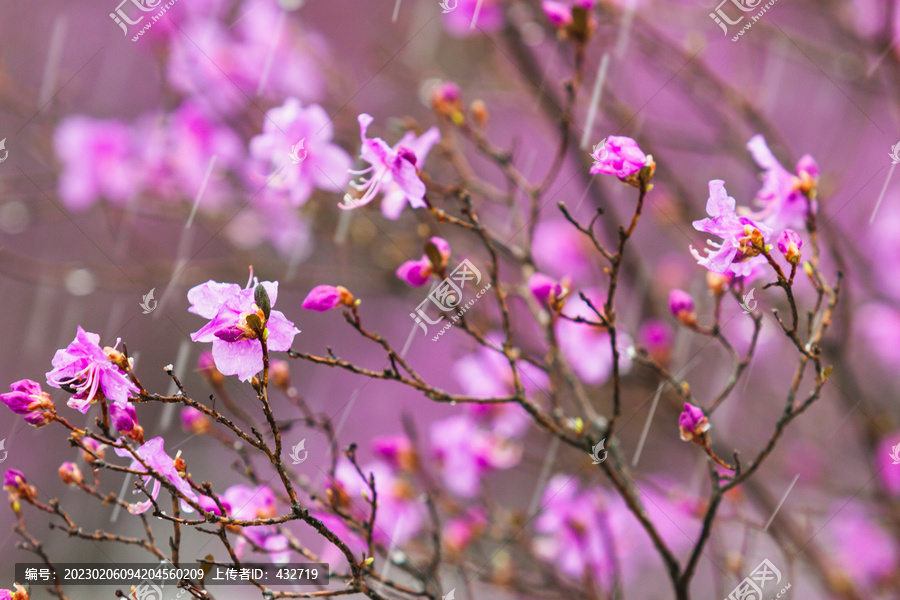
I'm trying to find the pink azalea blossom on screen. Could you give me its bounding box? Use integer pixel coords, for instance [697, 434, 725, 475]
[115, 437, 199, 515]
[181, 406, 211, 435]
[589, 136, 647, 179]
[342, 114, 440, 219]
[542, 0, 594, 27]
[0, 379, 55, 427]
[528, 272, 564, 306]
[248, 98, 352, 206]
[396, 237, 451, 286]
[689, 180, 772, 277]
[744, 134, 818, 231]
[110, 402, 144, 443]
[188, 275, 300, 381]
[301, 285, 354, 312]
[45, 327, 139, 413]
[777, 228, 803, 264]
[54, 116, 141, 211]
[220, 484, 291, 563]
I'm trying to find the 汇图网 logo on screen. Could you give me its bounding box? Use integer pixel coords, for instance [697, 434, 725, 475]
[725, 558, 791, 600]
[409, 259, 491, 341]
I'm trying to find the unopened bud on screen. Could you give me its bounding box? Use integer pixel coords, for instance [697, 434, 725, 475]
[706, 271, 732, 297]
[270, 360, 291, 391]
[59, 462, 83, 486]
[471, 99, 488, 127]
[668, 289, 697, 326]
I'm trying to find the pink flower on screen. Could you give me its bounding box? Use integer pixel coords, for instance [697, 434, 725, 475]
[110, 402, 144, 443]
[188, 275, 300, 382]
[542, 0, 594, 27]
[689, 180, 771, 277]
[115, 437, 199, 515]
[744, 135, 817, 231]
[443, 0, 505, 37]
[301, 285, 355, 312]
[220, 483, 291, 563]
[678, 403, 709, 442]
[589, 136, 647, 179]
[638, 319, 673, 364]
[668, 289, 697, 325]
[396, 237, 451, 286]
[342, 114, 440, 219]
[0, 379, 55, 427]
[528, 272, 564, 306]
[556, 291, 633, 385]
[444, 507, 488, 557]
[54, 116, 140, 211]
[372, 435, 418, 471]
[776, 228, 802, 265]
[181, 407, 211, 435]
[45, 327, 139, 413]
[248, 98, 352, 206]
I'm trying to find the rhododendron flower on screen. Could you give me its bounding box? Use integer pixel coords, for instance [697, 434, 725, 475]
[0, 584, 27, 600]
[248, 98, 352, 206]
[589, 136, 647, 179]
[46, 327, 139, 413]
[678, 403, 709, 442]
[528, 272, 565, 307]
[188, 275, 299, 381]
[59, 462, 83, 486]
[668, 289, 696, 325]
[115, 437, 198, 515]
[372, 435, 418, 471]
[396, 237, 451, 286]
[301, 285, 355, 312]
[689, 180, 771, 277]
[542, 0, 595, 28]
[110, 402, 144, 443]
[777, 228, 803, 264]
[342, 114, 440, 219]
[444, 507, 488, 557]
[54, 116, 140, 211]
[1, 379, 55, 427]
[744, 134, 818, 231]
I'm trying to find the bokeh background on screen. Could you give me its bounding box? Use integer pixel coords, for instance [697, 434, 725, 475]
[0, 0, 899, 598]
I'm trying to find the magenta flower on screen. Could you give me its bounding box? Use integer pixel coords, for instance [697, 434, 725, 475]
[689, 180, 772, 277]
[542, 0, 594, 27]
[777, 228, 803, 265]
[372, 435, 418, 471]
[188, 276, 300, 382]
[301, 285, 354, 312]
[3, 469, 27, 492]
[454, 340, 550, 405]
[59, 462, 83, 486]
[444, 507, 488, 556]
[638, 319, 673, 363]
[1, 379, 55, 427]
[54, 116, 140, 211]
[114, 437, 198, 515]
[342, 114, 440, 219]
[744, 135, 817, 231]
[0, 584, 27, 600]
[668, 289, 696, 325]
[528, 272, 564, 306]
[109, 402, 143, 443]
[45, 327, 139, 413]
[589, 136, 647, 179]
[248, 98, 352, 206]
[396, 237, 451, 286]
[678, 403, 709, 442]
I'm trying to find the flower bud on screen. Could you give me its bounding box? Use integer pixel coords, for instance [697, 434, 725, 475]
[103, 346, 129, 371]
[470, 99, 488, 127]
[110, 403, 144, 444]
[429, 81, 463, 122]
[59, 462, 83, 486]
[181, 406, 211, 435]
[528, 272, 567, 310]
[4, 469, 36, 503]
[81, 438, 106, 464]
[270, 360, 291, 391]
[0, 584, 29, 600]
[706, 271, 732, 297]
[425, 237, 451, 271]
[301, 285, 356, 312]
[678, 403, 710, 443]
[668, 289, 697, 326]
[1, 379, 55, 427]
[794, 154, 819, 197]
[777, 229, 802, 265]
